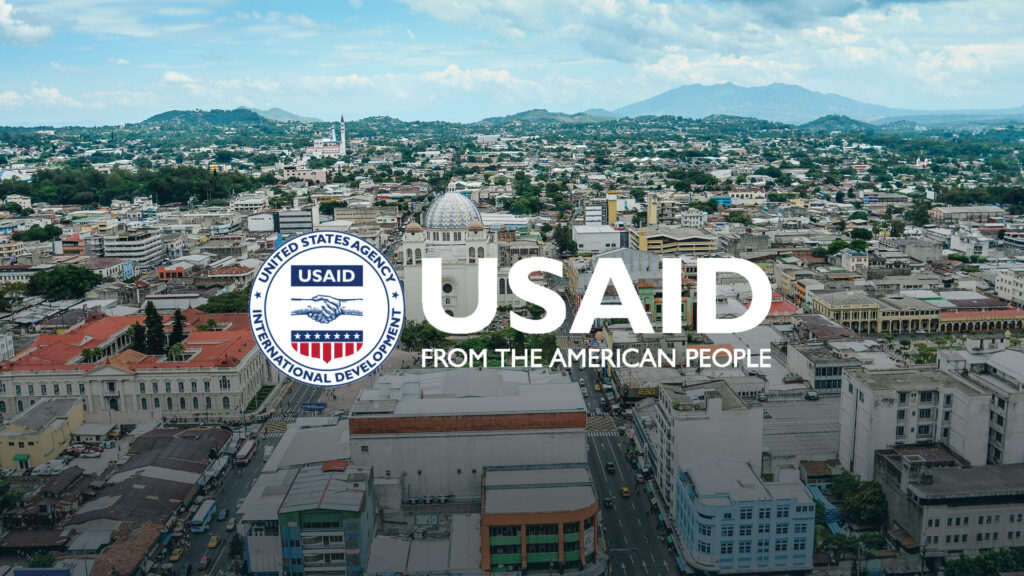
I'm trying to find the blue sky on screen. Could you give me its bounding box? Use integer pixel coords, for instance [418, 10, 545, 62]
[2, 0, 1023, 125]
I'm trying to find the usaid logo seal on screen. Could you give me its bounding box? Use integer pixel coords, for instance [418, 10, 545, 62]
[249, 231, 405, 387]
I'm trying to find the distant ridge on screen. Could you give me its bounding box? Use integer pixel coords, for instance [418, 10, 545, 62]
[244, 107, 322, 123]
[143, 108, 267, 126]
[611, 82, 1024, 126]
[475, 108, 616, 126]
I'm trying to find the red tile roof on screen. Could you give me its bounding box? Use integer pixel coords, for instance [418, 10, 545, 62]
[940, 307, 1024, 320]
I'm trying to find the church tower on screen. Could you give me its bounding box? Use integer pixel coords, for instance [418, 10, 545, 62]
[339, 115, 347, 156]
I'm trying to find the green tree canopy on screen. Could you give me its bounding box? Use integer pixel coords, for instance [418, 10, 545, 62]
[850, 228, 873, 240]
[169, 309, 186, 347]
[11, 224, 63, 242]
[143, 301, 166, 355]
[197, 288, 250, 313]
[400, 321, 450, 350]
[26, 265, 102, 300]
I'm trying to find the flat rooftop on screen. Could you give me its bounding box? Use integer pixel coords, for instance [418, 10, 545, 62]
[3, 398, 80, 434]
[279, 466, 371, 515]
[351, 368, 584, 418]
[909, 463, 1024, 500]
[482, 464, 596, 516]
[847, 368, 984, 396]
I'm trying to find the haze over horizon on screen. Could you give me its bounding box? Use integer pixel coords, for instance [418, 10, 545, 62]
[2, 0, 1024, 126]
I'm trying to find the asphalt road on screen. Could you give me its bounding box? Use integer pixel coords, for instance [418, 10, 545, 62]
[564, 299, 681, 575]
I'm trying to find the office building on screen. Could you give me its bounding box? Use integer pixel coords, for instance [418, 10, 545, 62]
[676, 460, 815, 574]
[0, 398, 83, 469]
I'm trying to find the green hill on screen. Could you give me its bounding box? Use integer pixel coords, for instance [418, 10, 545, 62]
[143, 108, 268, 126]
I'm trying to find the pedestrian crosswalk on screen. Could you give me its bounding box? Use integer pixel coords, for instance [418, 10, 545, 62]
[587, 414, 619, 437]
[262, 419, 291, 437]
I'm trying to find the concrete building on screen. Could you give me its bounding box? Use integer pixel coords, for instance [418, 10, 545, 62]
[0, 398, 83, 469]
[639, 381, 764, 510]
[276, 206, 319, 236]
[480, 464, 599, 573]
[675, 460, 815, 575]
[628, 225, 718, 256]
[100, 229, 164, 266]
[0, 312, 279, 424]
[679, 208, 709, 229]
[570, 224, 620, 254]
[839, 368, 990, 479]
[348, 368, 586, 501]
[785, 343, 861, 393]
[279, 465, 376, 576]
[875, 448, 1024, 562]
[995, 269, 1024, 306]
[928, 205, 1005, 224]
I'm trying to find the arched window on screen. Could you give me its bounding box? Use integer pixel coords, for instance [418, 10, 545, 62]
[415, 248, 422, 264]
[17, 400, 23, 412]
[223, 397, 231, 409]
[141, 398, 148, 411]
[192, 397, 199, 409]
[108, 398, 119, 411]
[179, 397, 186, 409]
[154, 397, 161, 409]
[0, 401, 6, 413]
[205, 397, 212, 409]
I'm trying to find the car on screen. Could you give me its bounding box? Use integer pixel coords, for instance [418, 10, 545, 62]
[226, 518, 236, 531]
[594, 384, 601, 391]
[620, 486, 631, 497]
[217, 507, 229, 521]
[169, 548, 184, 562]
[605, 462, 616, 474]
[582, 390, 589, 398]
[198, 556, 210, 570]
[100, 440, 115, 449]
[603, 497, 613, 508]
[207, 535, 221, 549]
[804, 391, 819, 401]
[635, 473, 645, 484]
[82, 450, 102, 458]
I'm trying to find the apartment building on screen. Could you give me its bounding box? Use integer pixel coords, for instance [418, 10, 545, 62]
[628, 225, 718, 256]
[635, 381, 763, 510]
[928, 205, 1005, 224]
[100, 230, 165, 266]
[839, 368, 990, 480]
[675, 460, 815, 575]
[995, 269, 1024, 306]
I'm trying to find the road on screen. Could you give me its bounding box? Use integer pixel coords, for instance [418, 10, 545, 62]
[563, 297, 681, 575]
[172, 381, 325, 575]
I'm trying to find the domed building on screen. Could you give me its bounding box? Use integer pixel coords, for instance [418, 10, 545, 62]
[399, 192, 523, 321]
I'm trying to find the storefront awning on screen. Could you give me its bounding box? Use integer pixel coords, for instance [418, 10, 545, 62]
[12, 454, 29, 462]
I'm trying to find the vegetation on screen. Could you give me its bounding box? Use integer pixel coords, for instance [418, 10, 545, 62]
[552, 225, 577, 255]
[143, 301, 166, 355]
[11, 224, 63, 242]
[28, 554, 56, 568]
[129, 322, 146, 353]
[451, 328, 559, 365]
[244, 385, 276, 413]
[829, 472, 888, 527]
[169, 310, 186, 347]
[0, 282, 26, 312]
[946, 548, 1024, 576]
[197, 287, 250, 313]
[26, 265, 102, 300]
[400, 321, 450, 350]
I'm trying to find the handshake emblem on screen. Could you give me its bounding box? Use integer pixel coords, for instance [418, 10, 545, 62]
[291, 295, 363, 324]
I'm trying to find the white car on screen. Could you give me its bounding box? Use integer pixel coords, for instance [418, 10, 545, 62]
[82, 451, 102, 458]
[226, 518, 236, 531]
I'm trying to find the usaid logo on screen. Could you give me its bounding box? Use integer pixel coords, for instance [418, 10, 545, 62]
[249, 231, 405, 387]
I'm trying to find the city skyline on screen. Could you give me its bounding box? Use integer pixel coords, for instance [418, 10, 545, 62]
[2, 0, 1024, 125]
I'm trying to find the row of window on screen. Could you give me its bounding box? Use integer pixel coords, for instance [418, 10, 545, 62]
[929, 513, 1018, 528]
[138, 396, 232, 411]
[0, 379, 232, 397]
[708, 538, 809, 555]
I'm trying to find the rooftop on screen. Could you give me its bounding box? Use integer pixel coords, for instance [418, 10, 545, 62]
[482, 464, 596, 516]
[846, 367, 984, 396]
[909, 463, 1024, 500]
[279, 466, 371, 514]
[2, 398, 80, 434]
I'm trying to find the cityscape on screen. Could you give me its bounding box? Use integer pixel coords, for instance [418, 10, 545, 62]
[2, 2, 1024, 576]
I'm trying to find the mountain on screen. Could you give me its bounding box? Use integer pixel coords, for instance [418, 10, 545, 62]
[143, 108, 267, 126]
[800, 115, 878, 134]
[475, 108, 616, 126]
[613, 82, 1024, 126]
[244, 107, 322, 123]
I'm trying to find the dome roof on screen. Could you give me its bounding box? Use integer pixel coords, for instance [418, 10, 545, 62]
[423, 192, 482, 230]
[468, 221, 484, 231]
[406, 222, 422, 232]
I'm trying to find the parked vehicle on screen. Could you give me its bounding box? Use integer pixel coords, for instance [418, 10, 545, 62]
[169, 548, 184, 562]
[804, 391, 819, 401]
[82, 450, 102, 458]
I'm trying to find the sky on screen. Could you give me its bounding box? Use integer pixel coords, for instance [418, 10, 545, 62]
[1, 0, 1024, 126]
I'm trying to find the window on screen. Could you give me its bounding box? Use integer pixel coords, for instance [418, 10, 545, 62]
[66, 384, 72, 394]
[721, 542, 734, 554]
[179, 397, 186, 409]
[698, 541, 710, 554]
[192, 397, 199, 409]
[165, 382, 171, 393]
[739, 525, 751, 536]
[191, 381, 198, 393]
[920, 408, 932, 419]
[205, 397, 212, 409]
[28, 385, 33, 395]
[794, 539, 807, 551]
[897, 426, 905, 437]
[897, 409, 906, 420]
[795, 523, 808, 534]
[361, 445, 369, 454]
[14, 385, 20, 395]
[738, 542, 751, 554]
[919, 425, 931, 435]
[722, 526, 734, 537]
[920, 391, 935, 403]
[776, 524, 789, 535]
[899, 392, 908, 404]
[141, 398, 148, 410]
[223, 397, 230, 409]
[40, 385, 46, 395]
[79, 383, 85, 394]
[139, 382, 146, 393]
[154, 398, 160, 408]
[777, 506, 790, 518]
[204, 381, 210, 393]
[740, 508, 752, 520]
[775, 541, 788, 552]
[699, 523, 712, 536]
[152, 382, 158, 393]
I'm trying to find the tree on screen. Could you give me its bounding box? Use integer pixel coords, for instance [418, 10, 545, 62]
[400, 321, 449, 350]
[849, 239, 868, 252]
[11, 224, 63, 242]
[849, 210, 869, 221]
[130, 322, 146, 352]
[81, 347, 104, 363]
[905, 197, 931, 226]
[169, 309, 186, 347]
[726, 212, 753, 226]
[197, 288, 249, 313]
[167, 341, 187, 361]
[198, 318, 219, 331]
[143, 301, 166, 355]
[28, 554, 55, 568]
[552, 225, 577, 255]
[850, 228, 873, 241]
[946, 548, 1024, 576]
[229, 533, 245, 571]
[827, 238, 849, 254]
[812, 247, 829, 258]
[26, 265, 103, 300]
[889, 219, 906, 237]
[834, 191, 845, 203]
[0, 282, 26, 312]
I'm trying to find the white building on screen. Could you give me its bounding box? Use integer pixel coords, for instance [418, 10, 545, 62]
[348, 368, 586, 500]
[306, 116, 346, 157]
[230, 192, 271, 214]
[100, 230, 165, 266]
[949, 229, 991, 259]
[995, 269, 1024, 306]
[399, 192, 523, 321]
[679, 208, 708, 229]
[3, 195, 31, 209]
[570, 224, 620, 254]
[839, 368, 990, 480]
[637, 380, 763, 510]
[0, 312, 281, 424]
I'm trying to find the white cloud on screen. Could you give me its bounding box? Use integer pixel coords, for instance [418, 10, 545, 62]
[0, 89, 25, 107]
[109, 57, 130, 66]
[30, 84, 82, 107]
[422, 64, 522, 90]
[162, 70, 197, 84]
[50, 61, 77, 72]
[406, 29, 415, 41]
[349, 0, 363, 8]
[0, 0, 52, 43]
